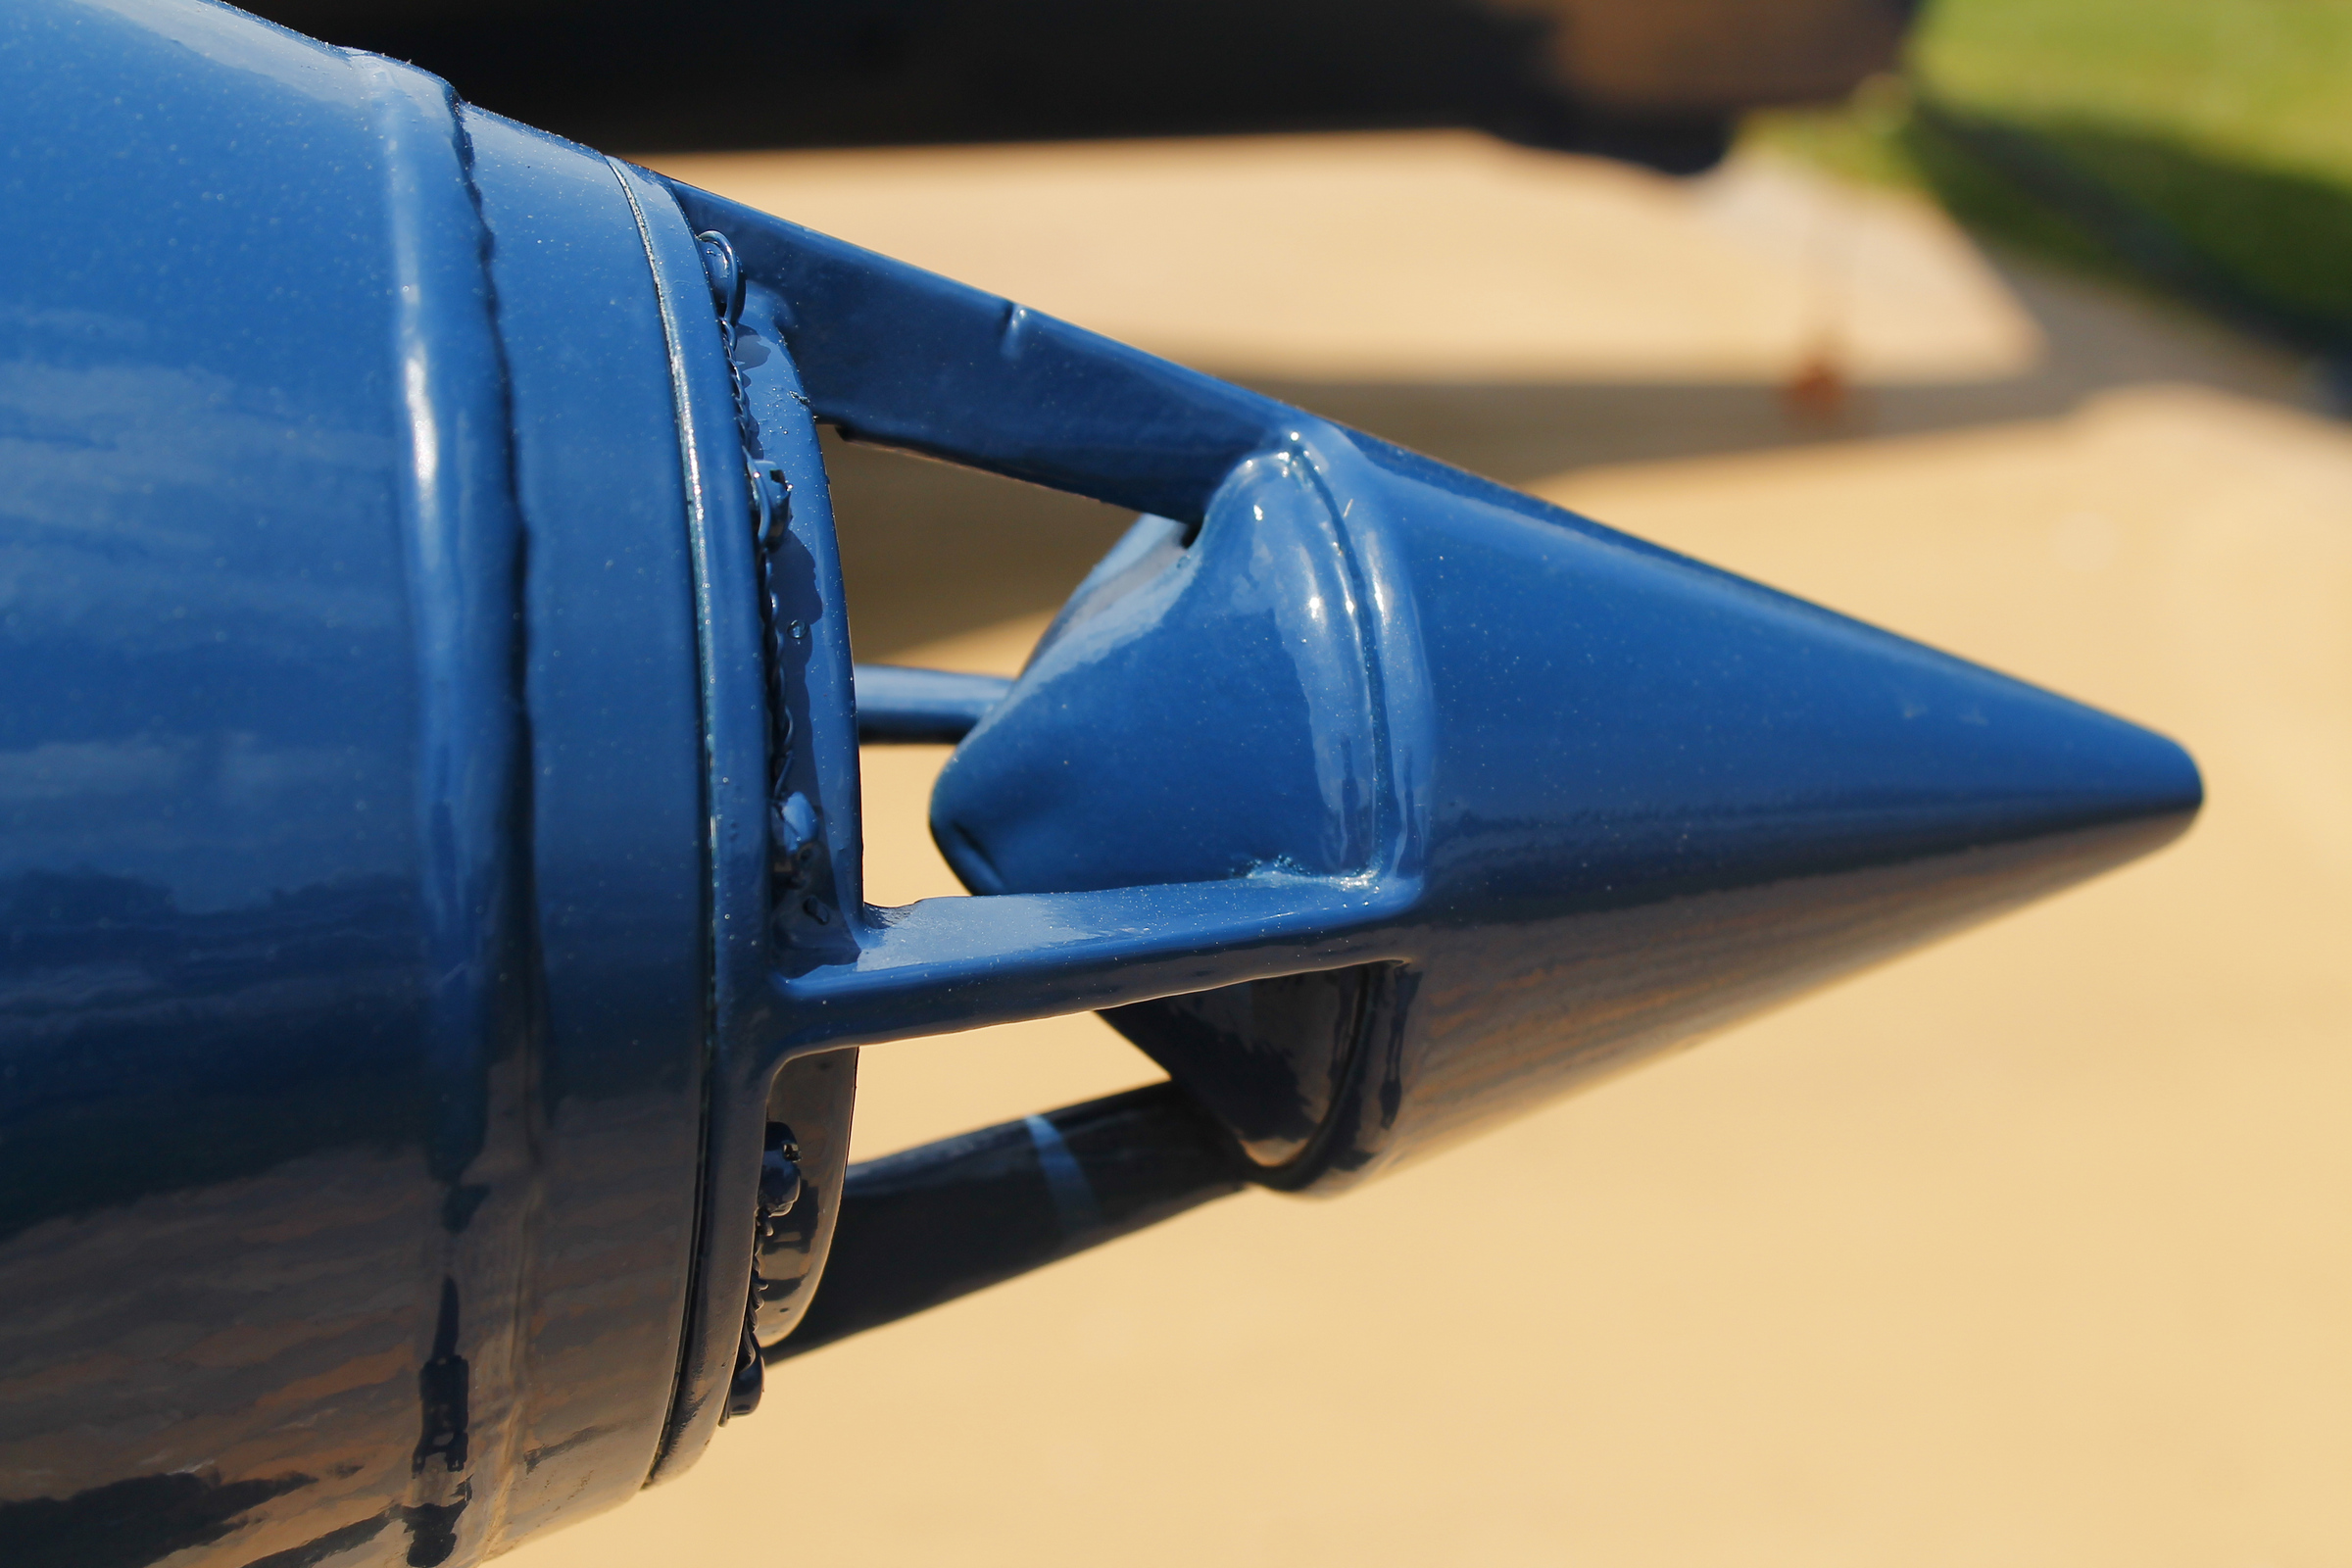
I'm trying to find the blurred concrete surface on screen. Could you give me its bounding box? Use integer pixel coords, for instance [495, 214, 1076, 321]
[502, 135, 2350, 1565]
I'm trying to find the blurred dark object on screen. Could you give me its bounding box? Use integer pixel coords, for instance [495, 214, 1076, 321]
[244, 0, 1921, 173]
[1782, 347, 1853, 422]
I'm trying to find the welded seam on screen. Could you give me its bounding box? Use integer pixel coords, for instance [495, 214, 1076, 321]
[355, 53, 540, 1568]
[1290, 433, 1399, 880]
[605, 156, 722, 1485]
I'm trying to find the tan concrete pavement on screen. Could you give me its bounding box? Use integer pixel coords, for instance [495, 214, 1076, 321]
[502, 135, 2350, 1565]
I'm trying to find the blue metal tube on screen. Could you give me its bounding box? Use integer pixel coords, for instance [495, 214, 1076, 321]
[853, 664, 1012, 743]
[774, 1083, 1247, 1361]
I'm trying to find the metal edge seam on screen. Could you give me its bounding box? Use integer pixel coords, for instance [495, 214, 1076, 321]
[354, 52, 542, 1567]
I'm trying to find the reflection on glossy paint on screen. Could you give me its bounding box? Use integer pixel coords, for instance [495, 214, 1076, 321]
[923, 417, 2198, 1192]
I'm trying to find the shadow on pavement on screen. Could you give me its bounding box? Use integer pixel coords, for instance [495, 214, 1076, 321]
[1906, 103, 2352, 365]
[835, 252, 2320, 660]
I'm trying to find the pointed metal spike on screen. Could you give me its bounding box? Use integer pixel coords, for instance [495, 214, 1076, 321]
[933, 423, 2199, 1188]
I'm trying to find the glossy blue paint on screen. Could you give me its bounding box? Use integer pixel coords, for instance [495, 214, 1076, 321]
[0, 6, 713, 1562]
[942, 466, 2202, 1182]
[0, 1, 2199, 1563]
[665, 181, 2198, 1199]
[465, 113, 710, 1538]
[853, 664, 1013, 743]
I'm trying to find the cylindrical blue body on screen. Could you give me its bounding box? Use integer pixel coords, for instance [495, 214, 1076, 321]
[0, 5, 760, 1560]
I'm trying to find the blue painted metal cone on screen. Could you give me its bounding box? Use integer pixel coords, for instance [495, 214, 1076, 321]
[931, 427, 2201, 1187]
[645, 185, 2197, 1191]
